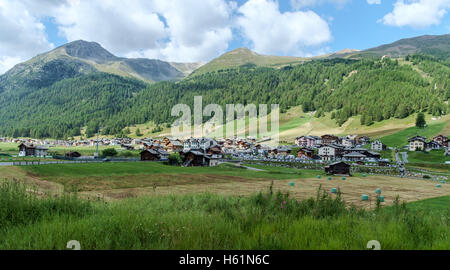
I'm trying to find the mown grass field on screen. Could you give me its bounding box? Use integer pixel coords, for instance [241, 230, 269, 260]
[1, 162, 448, 207]
[0, 181, 449, 250]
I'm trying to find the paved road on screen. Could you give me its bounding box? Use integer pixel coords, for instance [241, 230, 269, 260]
[395, 152, 409, 164]
[0, 159, 142, 166]
[0, 160, 104, 166]
[241, 165, 266, 172]
[401, 152, 409, 163]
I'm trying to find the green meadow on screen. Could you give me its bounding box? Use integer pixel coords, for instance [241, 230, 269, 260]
[380, 122, 448, 148]
[407, 150, 450, 164]
[0, 181, 448, 250]
[23, 162, 323, 179]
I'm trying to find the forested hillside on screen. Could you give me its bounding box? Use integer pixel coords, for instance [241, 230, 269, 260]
[344, 34, 450, 60]
[0, 55, 448, 139]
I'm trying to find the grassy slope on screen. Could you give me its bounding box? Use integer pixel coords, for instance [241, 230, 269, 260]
[407, 150, 450, 164]
[380, 121, 449, 148]
[203, 106, 448, 144]
[191, 48, 307, 76]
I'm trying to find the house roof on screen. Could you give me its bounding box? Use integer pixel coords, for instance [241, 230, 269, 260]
[408, 136, 427, 142]
[141, 149, 159, 155]
[157, 149, 169, 155]
[184, 150, 205, 156]
[344, 152, 367, 157]
[328, 161, 350, 167]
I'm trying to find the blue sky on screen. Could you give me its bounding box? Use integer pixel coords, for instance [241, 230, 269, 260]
[228, 0, 450, 52]
[39, 1, 450, 53]
[1, 0, 450, 74]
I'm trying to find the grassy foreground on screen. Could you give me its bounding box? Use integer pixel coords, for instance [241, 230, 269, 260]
[0, 181, 449, 250]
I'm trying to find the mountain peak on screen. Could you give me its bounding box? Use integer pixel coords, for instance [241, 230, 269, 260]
[336, 48, 360, 54]
[226, 47, 258, 56]
[60, 40, 117, 63]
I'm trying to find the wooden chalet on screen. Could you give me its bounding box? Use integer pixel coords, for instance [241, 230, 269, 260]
[297, 148, 314, 159]
[181, 151, 206, 167]
[378, 160, 390, 167]
[324, 161, 351, 176]
[65, 151, 81, 158]
[18, 143, 48, 157]
[321, 134, 338, 145]
[166, 140, 183, 152]
[121, 144, 134, 150]
[433, 135, 449, 147]
[140, 149, 160, 161]
[207, 145, 222, 156]
[356, 136, 371, 145]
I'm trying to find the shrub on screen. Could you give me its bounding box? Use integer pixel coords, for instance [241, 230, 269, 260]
[168, 153, 182, 165]
[101, 148, 118, 157]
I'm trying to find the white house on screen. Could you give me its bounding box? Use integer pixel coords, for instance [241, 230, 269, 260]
[371, 140, 386, 151]
[318, 144, 343, 161]
[408, 136, 427, 151]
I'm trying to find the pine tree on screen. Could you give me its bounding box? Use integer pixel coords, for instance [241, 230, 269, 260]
[360, 114, 366, 125]
[415, 112, 426, 128]
[135, 128, 142, 137]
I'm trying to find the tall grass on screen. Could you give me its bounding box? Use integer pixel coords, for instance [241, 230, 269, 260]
[0, 181, 93, 228]
[0, 181, 449, 250]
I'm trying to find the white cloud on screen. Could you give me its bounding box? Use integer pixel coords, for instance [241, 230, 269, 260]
[1, 0, 236, 65]
[52, 0, 168, 56]
[290, 0, 349, 9]
[381, 0, 450, 28]
[0, 0, 54, 74]
[238, 0, 332, 56]
[45, 0, 237, 62]
[136, 0, 235, 62]
[0, 0, 335, 74]
[367, 0, 381, 4]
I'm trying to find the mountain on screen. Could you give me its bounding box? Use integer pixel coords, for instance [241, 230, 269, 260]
[344, 34, 450, 60]
[0, 40, 202, 90]
[192, 34, 450, 77]
[1, 54, 448, 139]
[169, 62, 205, 76]
[319, 48, 361, 59]
[191, 48, 307, 76]
[0, 35, 449, 139]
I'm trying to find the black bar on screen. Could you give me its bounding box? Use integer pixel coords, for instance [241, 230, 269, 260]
[0, 250, 447, 269]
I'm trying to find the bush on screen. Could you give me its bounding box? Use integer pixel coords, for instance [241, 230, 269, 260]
[168, 153, 182, 165]
[101, 148, 118, 157]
